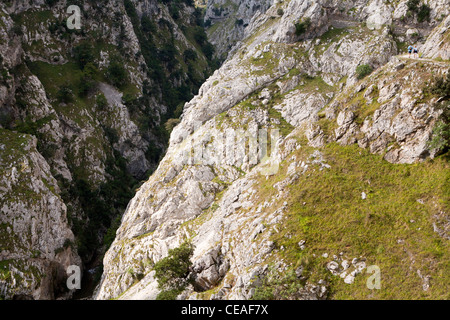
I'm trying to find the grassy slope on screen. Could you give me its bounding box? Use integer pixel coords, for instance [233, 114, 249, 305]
[196, 12, 449, 298]
[254, 141, 449, 299]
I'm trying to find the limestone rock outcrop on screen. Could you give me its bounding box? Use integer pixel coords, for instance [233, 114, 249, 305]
[0, 130, 80, 299]
[1, 0, 213, 299]
[96, 0, 449, 300]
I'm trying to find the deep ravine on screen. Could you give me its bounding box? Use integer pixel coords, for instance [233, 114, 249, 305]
[0, 0, 218, 300]
[0, 0, 449, 301]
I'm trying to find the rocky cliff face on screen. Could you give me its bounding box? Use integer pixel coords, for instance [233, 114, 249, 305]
[0, 0, 215, 299]
[421, 14, 450, 60]
[204, 0, 275, 59]
[96, 0, 449, 300]
[0, 130, 80, 299]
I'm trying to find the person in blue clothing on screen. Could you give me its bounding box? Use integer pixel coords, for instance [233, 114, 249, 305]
[413, 45, 419, 58]
[408, 45, 414, 58]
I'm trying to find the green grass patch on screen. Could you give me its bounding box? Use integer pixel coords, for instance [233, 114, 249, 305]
[295, 75, 336, 94]
[27, 61, 83, 98]
[315, 27, 351, 54]
[250, 50, 277, 76]
[254, 142, 449, 299]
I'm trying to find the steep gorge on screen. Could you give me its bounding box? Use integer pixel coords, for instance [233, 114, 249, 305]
[0, 0, 449, 300]
[96, 0, 449, 300]
[0, 0, 216, 299]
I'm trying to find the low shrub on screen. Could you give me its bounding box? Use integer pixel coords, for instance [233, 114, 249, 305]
[295, 18, 311, 36]
[356, 64, 373, 80]
[154, 241, 194, 300]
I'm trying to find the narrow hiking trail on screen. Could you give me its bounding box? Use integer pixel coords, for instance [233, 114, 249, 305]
[398, 54, 450, 67]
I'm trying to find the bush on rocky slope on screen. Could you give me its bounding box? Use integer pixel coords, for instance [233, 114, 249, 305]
[428, 70, 450, 154]
[154, 241, 194, 300]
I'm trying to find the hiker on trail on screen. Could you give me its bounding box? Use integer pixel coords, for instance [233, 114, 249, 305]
[408, 45, 414, 58]
[413, 46, 419, 58]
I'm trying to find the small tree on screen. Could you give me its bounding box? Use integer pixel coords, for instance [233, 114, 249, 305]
[202, 42, 215, 61]
[295, 18, 311, 36]
[407, 0, 420, 11]
[428, 71, 450, 154]
[183, 49, 197, 62]
[73, 43, 95, 70]
[406, 0, 430, 23]
[57, 83, 74, 103]
[78, 63, 98, 97]
[107, 56, 128, 89]
[356, 64, 373, 80]
[193, 26, 207, 46]
[429, 119, 449, 154]
[153, 242, 194, 300]
[96, 93, 108, 110]
[417, 4, 431, 22]
[430, 71, 450, 99]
